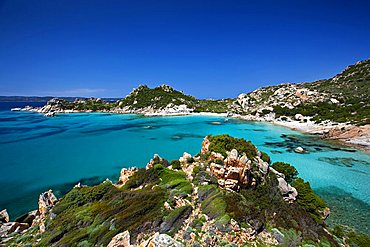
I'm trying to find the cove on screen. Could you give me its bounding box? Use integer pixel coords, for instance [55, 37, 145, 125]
[0, 105, 369, 234]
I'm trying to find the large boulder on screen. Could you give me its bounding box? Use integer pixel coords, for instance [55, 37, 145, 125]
[38, 190, 58, 215]
[32, 190, 58, 233]
[179, 152, 192, 163]
[277, 177, 298, 202]
[0, 209, 9, 223]
[108, 230, 131, 247]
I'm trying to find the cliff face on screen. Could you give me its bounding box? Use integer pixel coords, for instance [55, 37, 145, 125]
[3, 134, 357, 247]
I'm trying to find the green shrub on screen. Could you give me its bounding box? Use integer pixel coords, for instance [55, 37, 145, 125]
[192, 166, 200, 176]
[207, 134, 257, 159]
[171, 160, 181, 170]
[215, 159, 224, 165]
[291, 178, 327, 225]
[162, 205, 192, 236]
[271, 162, 298, 183]
[260, 151, 271, 164]
[201, 190, 226, 219]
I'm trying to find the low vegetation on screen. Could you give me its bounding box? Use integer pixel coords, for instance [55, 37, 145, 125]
[271, 161, 298, 183]
[207, 134, 257, 159]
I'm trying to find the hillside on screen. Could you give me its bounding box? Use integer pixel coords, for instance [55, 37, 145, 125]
[3, 135, 368, 246]
[19, 59, 370, 122]
[233, 59, 370, 125]
[117, 84, 231, 114]
[22, 85, 232, 116]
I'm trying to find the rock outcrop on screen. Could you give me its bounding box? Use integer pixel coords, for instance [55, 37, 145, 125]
[108, 230, 131, 247]
[38, 189, 58, 215]
[146, 154, 169, 170]
[202, 136, 297, 201]
[208, 148, 252, 192]
[232, 84, 330, 115]
[0, 209, 9, 223]
[32, 190, 58, 233]
[116, 167, 138, 187]
[3, 134, 338, 246]
[269, 168, 298, 202]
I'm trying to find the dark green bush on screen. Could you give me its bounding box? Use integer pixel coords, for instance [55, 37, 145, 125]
[260, 151, 271, 164]
[291, 178, 327, 225]
[207, 134, 257, 159]
[271, 162, 298, 183]
[171, 160, 181, 170]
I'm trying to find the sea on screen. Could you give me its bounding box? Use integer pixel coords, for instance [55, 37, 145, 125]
[0, 102, 369, 234]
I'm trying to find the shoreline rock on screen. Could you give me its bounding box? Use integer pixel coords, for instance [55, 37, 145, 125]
[0, 209, 9, 223]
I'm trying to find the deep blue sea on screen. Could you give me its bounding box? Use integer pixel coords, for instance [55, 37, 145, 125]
[0, 102, 369, 234]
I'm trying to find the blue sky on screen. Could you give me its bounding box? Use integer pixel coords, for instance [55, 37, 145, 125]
[0, 0, 369, 99]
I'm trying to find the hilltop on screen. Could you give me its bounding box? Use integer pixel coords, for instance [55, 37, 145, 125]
[117, 84, 231, 114]
[233, 59, 370, 125]
[2, 135, 368, 246]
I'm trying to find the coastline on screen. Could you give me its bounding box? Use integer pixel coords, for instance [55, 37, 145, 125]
[15, 105, 370, 152]
[235, 114, 370, 153]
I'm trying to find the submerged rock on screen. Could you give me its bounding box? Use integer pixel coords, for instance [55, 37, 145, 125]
[294, 146, 305, 153]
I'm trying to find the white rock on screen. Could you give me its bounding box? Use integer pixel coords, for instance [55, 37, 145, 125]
[140, 232, 184, 247]
[294, 147, 304, 153]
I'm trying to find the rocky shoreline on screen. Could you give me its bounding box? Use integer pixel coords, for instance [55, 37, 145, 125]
[235, 114, 370, 152]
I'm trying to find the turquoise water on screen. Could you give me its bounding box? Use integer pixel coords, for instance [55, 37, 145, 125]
[0, 103, 369, 233]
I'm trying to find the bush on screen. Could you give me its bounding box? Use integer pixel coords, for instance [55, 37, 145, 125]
[271, 162, 298, 183]
[207, 134, 257, 159]
[171, 160, 181, 170]
[291, 178, 327, 225]
[260, 151, 271, 164]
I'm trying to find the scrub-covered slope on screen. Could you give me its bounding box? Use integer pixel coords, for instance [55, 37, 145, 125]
[233, 59, 370, 125]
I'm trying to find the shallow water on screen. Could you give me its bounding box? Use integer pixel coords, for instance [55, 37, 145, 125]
[0, 103, 369, 234]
